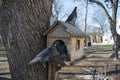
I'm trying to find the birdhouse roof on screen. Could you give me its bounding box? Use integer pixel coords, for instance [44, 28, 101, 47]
[43, 21, 87, 37]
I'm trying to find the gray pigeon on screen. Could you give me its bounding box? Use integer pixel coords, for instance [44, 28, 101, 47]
[66, 7, 77, 24]
[29, 45, 53, 68]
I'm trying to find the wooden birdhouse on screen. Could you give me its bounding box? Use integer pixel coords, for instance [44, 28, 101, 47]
[43, 21, 87, 80]
[44, 21, 86, 62]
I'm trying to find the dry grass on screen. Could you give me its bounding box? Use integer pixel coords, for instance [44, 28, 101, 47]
[0, 44, 11, 80]
[0, 44, 5, 50]
[84, 45, 114, 54]
[0, 61, 11, 79]
[56, 45, 120, 80]
[0, 62, 9, 72]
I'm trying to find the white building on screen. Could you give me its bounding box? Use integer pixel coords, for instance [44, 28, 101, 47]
[102, 19, 120, 45]
[117, 19, 120, 35]
[102, 32, 114, 45]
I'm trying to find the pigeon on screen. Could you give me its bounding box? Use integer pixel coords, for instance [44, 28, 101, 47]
[29, 45, 53, 68]
[54, 40, 69, 60]
[66, 7, 77, 24]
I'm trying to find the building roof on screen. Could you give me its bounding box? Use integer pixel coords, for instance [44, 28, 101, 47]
[43, 21, 87, 37]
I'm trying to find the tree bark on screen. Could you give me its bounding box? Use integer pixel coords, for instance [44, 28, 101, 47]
[0, 0, 53, 80]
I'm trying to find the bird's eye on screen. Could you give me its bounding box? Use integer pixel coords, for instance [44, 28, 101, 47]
[54, 44, 56, 47]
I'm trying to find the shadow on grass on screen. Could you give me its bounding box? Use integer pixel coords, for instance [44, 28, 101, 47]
[0, 77, 11, 80]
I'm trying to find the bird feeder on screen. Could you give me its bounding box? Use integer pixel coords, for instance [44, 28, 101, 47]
[43, 21, 86, 80]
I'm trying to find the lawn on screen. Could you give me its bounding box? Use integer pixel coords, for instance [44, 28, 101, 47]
[92, 44, 113, 49]
[84, 45, 114, 54]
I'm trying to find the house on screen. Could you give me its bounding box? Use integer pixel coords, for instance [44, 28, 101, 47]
[98, 19, 120, 45]
[43, 21, 87, 80]
[102, 32, 114, 45]
[88, 33, 103, 43]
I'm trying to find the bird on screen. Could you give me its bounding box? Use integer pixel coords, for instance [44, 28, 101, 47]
[65, 7, 77, 25]
[54, 40, 69, 60]
[29, 45, 53, 68]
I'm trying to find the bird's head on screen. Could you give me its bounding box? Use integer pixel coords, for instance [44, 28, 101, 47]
[75, 6, 77, 9]
[53, 40, 65, 47]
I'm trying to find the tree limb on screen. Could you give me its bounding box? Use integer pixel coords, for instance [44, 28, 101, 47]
[89, 0, 113, 22]
[110, 0, 113, 4]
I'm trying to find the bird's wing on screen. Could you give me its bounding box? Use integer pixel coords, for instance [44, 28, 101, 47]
[36, 48, 48, 57]
[36, 45, 52, 57]
[29, 57, 41, 65]
[29, 46, 53, 65]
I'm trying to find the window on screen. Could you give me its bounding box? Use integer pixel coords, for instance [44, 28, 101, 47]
[76, 40, 80, 49]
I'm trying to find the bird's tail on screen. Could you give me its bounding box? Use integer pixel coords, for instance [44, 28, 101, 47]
[28, 57, 40, 65]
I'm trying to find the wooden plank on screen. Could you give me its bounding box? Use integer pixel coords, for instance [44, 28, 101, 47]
[48, 64, 61, 80]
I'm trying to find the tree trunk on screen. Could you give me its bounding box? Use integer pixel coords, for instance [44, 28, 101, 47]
[84, 0, 88, 46]
[0, 0, 53, 80]
[89, 0, 120, 56]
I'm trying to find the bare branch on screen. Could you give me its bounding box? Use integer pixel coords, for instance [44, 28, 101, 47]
[110, 0, 113, 4]
[89, 0, 113, 22]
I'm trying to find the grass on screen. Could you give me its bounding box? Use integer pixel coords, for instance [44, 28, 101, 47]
[0, 44, 118, 80]
[84, 45, 114, 54]
[0, 44, 5, 50]
[0, 44, 11, 80]
[0, 62, 9, 72]
[92, 45, 113, 49]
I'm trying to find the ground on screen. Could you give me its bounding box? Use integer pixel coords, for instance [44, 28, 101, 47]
[0, 44, 11, 80]
[0, 44, 120, 80]
[56, 45, 120, 80]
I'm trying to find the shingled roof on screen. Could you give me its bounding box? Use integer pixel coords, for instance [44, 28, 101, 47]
[43, 21, 87, 37]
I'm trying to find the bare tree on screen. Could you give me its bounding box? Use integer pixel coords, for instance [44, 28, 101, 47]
[89, 0, 120, 59]
[0, 0, 53, 80]
[84, 0, 88, 46]
[92, 8, 108, 35]
[50, 0, 65, 25]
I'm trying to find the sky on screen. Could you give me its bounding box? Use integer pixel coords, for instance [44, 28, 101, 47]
[56, 0, 120, 34]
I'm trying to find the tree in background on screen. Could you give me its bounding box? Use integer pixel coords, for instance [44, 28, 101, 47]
[84, 0, 88, 46]
[50, 0, 68, 25]
[50, 0, 63, 25]
[0, 0, 53, 80]
[89, 0, 120, 59]
[92, 8, 108, 35]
